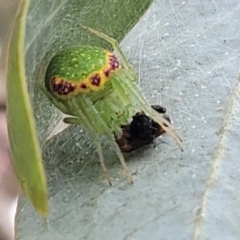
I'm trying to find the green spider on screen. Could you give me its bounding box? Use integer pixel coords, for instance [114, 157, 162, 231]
[38, 25, 182, 185]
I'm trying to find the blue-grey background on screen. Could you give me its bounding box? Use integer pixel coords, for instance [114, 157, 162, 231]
[18, 0, 240, 239]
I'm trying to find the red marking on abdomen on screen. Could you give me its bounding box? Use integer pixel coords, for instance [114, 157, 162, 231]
[51, 78, 75, 95]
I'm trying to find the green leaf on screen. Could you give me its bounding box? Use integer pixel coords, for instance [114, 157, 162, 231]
[7, 0, 153, 217]
[17, 0, 240, 239]
[7, 0, 48, 216]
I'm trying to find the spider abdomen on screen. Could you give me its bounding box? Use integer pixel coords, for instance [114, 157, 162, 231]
[45, 46, 121, 99]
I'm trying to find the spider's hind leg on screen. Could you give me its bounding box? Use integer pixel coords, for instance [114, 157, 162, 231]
[81, 25, 136, 79]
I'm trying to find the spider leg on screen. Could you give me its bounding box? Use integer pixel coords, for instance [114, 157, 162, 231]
[70, 98, 112, 185]
[81, 25, 136, 79]
[74, 95, 133, 184]
[113, 70, 183, 151]
[63, 117, 81, 125]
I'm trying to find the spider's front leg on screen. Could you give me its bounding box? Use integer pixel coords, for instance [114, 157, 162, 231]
[71, 96, 133, 184]
[65, 100, 112, 185]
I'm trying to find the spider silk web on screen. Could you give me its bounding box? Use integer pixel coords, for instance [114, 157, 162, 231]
[18, 0, 240, 239]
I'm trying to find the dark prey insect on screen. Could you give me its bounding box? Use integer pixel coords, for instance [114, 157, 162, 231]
[38, 25, 182, 185]
[116, 105, 171, 152]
